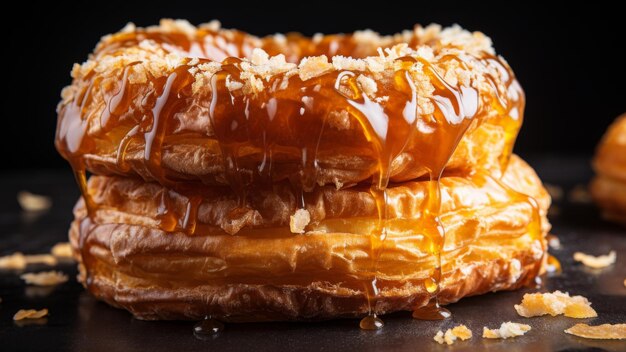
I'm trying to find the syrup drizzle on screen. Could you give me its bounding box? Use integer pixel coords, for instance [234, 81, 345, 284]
[55, 25, 527, 329]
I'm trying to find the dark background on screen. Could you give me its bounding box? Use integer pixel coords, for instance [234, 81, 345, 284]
[5, 1, 626, 170]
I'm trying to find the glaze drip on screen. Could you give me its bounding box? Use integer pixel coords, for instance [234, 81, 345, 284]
[55, 21, 527, 328]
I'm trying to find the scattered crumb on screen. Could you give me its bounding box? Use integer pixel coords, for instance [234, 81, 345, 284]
[573, 250, 616, 269]
[508, 259, 522, 283]
[433, 325, 472, 345]
[298, 56, 333, 81]
[356, 74, 378, 97]
[21, 271, 68, 286]
[544, 183, 563, 201]
[482, 322, 531, 339]
[0, 253, 27, 269]
[17, 191, 52, 212]
[13, 309, 48, 320]
[452, 325, 473, 340]
[225, 75, 244, 91]
[545, 255, 562, 274]
[51, 242, 73, 258]
[568, 184, 592, 204]
[198, 19, 221, 32]
[547, 235, 561, 250]
[0, 253, 58, 270]
[289, 209, 311, 234]
[331, 56, 366, 71]
[514, 291, 597, 318]
[433, 331, 445, 344]
[565, 323, 626, 340]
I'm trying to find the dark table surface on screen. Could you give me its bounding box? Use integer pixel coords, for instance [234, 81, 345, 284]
[1, 155, 625, 352]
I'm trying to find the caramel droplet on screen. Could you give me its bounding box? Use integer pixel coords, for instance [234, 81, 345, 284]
[359, 314, 384, 330]
[425, 278, 439, 293]
[412, 302, 451, 320]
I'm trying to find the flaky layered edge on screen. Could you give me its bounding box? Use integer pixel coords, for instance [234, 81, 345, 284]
[68, 155, 550, 320]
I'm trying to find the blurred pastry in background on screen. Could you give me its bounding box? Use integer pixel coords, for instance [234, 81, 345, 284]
[591, 113, 626, 223]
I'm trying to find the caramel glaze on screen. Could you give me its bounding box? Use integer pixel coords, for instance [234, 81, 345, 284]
[55, 24, 534, 327]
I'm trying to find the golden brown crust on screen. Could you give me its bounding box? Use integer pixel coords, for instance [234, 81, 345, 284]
[69, 155, 549, 320]
[79, 120, 507, 187]
[56, 20, 522, 188]
[592, 113, 626, 222]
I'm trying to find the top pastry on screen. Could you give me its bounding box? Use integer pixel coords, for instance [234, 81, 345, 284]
[56, 19, 524, 190]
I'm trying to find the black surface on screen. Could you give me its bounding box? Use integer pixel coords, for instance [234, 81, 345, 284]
[1, 157, 625, 352]
[5, 3, 626, 169]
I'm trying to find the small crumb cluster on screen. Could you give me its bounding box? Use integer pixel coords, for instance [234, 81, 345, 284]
[433, 325, 472, 345]
[289, 209, 311, 234]
[482, 322, 531, 339]
[13, 309, 48, 321]
[17, 191, 52, 212]
[0, 253, 58, 270]
[573, 250, 616, 269]
[0, 242, 74, 270]
[514, 291, 597, 318]
[565, 323, 626, 340]
[21, 271, 68, 286]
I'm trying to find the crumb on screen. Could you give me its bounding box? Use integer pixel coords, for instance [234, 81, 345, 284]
[565, 323, 626, 340]
[433, 330, 445, 344]
[225, 75, 244, 91]
[24, 254, 58, 266]
[547, 235, 561, 250]
[546, 255, 562, 274]
[568, 184, 592, 204]
[508, 258, 522, 283]
[452, 325, 472, 340]
[250, 48, 270, 66]
[433, 325, 472, 345]
[187, 57, 199, 66]
[0, 252, 27, 269]
[573, 250, 616, 269]
[242, 74, 264, 95]
[482, 322, 531, 339]
[120, 22, 136, 33]
[13, 309, 48, 321]
[290, 209, 311, 234]
[298, 56, 333, 81]
[199, 19, 221, 32]
[331, 56, 366, 71]
[158, 19, 197, 37]
[17, 191, 52, 212]
[0, 253, 58, 270]
[514, 291, 597, 318]
[356, 74, 378, 97]
[21, 271, 68, 286]
[51, 242, 73, 258]
[327, 110, 351, 131]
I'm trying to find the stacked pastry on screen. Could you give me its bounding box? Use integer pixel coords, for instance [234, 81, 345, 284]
[592, 113, 626, 222]
[55, 20, 551, 322]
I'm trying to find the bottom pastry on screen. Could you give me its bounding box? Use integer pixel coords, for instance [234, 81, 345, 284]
[69, 155, 550, 321]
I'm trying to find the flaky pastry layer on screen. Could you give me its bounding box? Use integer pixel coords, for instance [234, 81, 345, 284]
[69, 155, 550, 320]
[56, 20, 523, 187]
